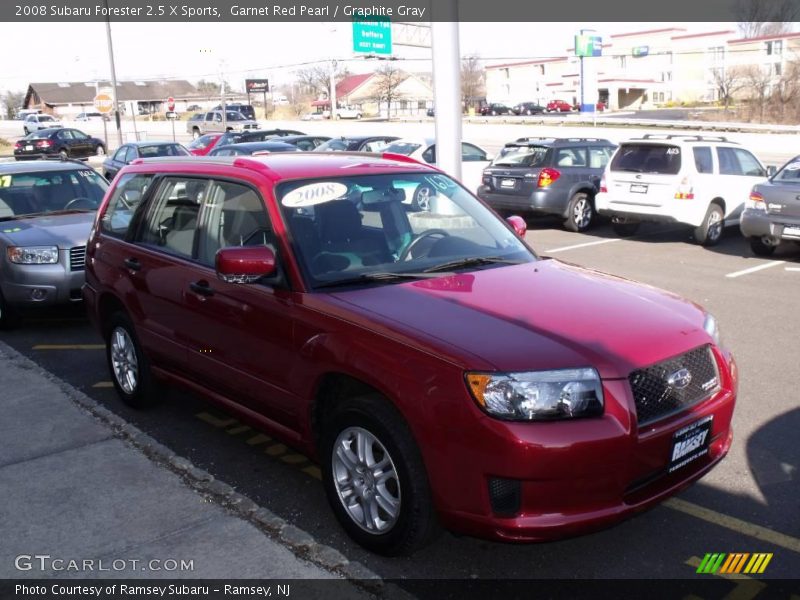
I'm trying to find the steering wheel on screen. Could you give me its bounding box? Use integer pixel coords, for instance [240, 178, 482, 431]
[64, 197, 94, 210]
[398, 229, 450, 261]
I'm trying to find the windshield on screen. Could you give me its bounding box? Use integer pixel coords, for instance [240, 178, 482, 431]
[277, 173, 534, 289]
[226, 111, 245, 121]
[493, 145, 550, 168]
[0, 169, 108, 219]
[39, 116, 56, 122]
[138, 144, 189, 157]
[382, 142, 422, 156]
[314, 138, 354, 152]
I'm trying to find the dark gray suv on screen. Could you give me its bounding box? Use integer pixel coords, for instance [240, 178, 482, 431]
[477, 137, 616, 232]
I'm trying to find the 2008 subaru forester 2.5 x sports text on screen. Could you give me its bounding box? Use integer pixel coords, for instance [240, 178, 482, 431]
[83, 152, 736, 555]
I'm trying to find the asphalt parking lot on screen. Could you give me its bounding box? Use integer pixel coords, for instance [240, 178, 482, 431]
[2, 213, 798, 588]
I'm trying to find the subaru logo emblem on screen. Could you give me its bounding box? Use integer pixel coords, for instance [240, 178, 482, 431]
[635, 174, 642, 179]
[667, 368, 692, 390]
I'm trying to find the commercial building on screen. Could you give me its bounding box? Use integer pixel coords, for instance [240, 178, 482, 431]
[485, 28, 800, 110]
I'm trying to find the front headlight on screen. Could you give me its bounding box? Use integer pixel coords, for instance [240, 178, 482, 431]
[466, 368, 604, 421]
[704, 313, 722, 346]
[7, 246, 59, 264]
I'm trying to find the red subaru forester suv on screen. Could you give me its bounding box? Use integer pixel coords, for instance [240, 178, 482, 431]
[83, 153, 736, 555]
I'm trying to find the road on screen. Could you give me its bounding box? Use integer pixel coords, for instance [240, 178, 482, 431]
[2, 217, 799, 588]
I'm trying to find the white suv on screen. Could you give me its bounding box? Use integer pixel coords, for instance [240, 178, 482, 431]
[595, 135, 768, 245]
[23, 113, 63, 134]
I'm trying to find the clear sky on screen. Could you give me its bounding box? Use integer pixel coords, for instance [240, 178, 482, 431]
[0, 21, 731, 94]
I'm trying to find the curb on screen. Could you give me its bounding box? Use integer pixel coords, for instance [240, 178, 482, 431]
[0, 340, 404, 596]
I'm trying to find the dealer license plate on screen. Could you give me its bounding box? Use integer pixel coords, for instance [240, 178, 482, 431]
[500, 178, 516, 188]
[783, 225, 800, 238]
[669, 415, 713, 473]
[630, 184, 648, 193]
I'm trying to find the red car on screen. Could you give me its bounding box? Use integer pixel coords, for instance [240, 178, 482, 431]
[546, 100, 574, 113]
[83, 153, 736, 555]
[186, 133, 223, 156]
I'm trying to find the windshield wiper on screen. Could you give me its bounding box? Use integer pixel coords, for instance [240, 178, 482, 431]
[315, 271, 441, 289]
[423, 256, 525, 273]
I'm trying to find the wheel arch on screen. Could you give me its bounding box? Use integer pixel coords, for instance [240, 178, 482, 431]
[97, 292, 128, 338]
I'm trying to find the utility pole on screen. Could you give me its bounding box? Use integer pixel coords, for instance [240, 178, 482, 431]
[103, 0, 122, 146]
[329, 59, 337, 121]
[431, 0, 462, 184]
[220, 59, 227, 131]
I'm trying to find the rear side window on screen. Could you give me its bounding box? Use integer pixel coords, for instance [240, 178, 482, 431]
[100, 173, 154, 238]
[555, 147, 587, 168]
[588, 146, 614, 169]
[610, 144, 682, 175]
[693, 147, 713, 174]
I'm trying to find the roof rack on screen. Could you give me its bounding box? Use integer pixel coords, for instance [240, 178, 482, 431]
[639, 134, 733, 143]
[512, 136, 611, 144]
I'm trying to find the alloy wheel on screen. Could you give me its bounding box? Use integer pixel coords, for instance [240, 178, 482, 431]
[573, 196, 592, 229]
[332, 426, 401, 534]
[707, 210, 723, 242]
[110, 326, 139, 395]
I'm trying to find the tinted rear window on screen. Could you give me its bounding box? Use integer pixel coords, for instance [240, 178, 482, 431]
[493, 145, 550, 168]
[611, 144, 682, 175]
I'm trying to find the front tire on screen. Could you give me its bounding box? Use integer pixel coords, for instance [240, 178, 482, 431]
[23, 127, 29, 135]
[564, 192, 594, 232]
[58, 149, 68, 160]
[749, 236, 777, 256]
[106, 311, 163, 409]
[694, 203, 724, 246]
[321, 395, 439, 556]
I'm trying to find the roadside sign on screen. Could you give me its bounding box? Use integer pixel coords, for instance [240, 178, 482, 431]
[352, 19, 392, 55]
[93, 92, 114, 114]
[165, 111, 178, 119]
[167, 97, 175, 111]
[245, 79, 269, 93]
[575, 34, 603, 57]
[632, 46, 649, 57]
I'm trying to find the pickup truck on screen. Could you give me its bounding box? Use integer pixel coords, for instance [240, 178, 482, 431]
[186, 110, 259, 138]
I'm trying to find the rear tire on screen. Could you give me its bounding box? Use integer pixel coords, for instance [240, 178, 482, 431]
[564, 192, 594, 232]
[105, 311, 164, 409]
[321, 394, 440, 556]
[58, 149, 68, 160]
[749, 236, 777, 256]
[23, 127, 29, 135]
[694, 203, 725, 246]
[612, 221, 640, 237]
[192, 129, 200, 139]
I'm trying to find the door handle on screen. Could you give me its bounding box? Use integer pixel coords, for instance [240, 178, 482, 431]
[123, 258, 141, 271]
[189, 280, 214, 297]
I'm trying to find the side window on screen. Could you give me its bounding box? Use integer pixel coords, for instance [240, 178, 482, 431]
[123, 146, 137, 163]
[295, 140, 314, 151]
[100, 173, 154, 238]
[589, 146, 613, 169]
[72, 130, 89, 140]
[555, 148, 587, 168]
[137, 177, 209, 259]
[196, 181, 271, 267]
[693, 147, 714, 174]
[717, 147, 743, 175]
[422, 145, 436, 163]
[462, 143, 487, 162]
[113, 146, 128, 162]
[57, 130, 73, 140]
[733, 149, 766, 177]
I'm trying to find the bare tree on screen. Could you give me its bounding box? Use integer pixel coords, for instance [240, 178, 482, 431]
[735, 0, 797, 37]
[742, 65, 773, 122]
[770, 60, 800, 121]
[461, 55, 485, 111]
[295, 65, 350, 98]
[712, 66, 746, 112]
[371, 64, 406, 120]
[3, 90, 25, 119]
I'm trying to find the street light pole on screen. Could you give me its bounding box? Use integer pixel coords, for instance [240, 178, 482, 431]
[103, 0, 123, 147]
[431, 0, 462, 183]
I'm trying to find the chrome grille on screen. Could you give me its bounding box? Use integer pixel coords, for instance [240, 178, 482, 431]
[629, 345, 719, 426]
[69, 246, 86, 271]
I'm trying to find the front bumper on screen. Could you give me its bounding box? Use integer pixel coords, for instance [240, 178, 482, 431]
[740, 208, 800, 241]
[430, 350, 736, 542]
[0, 250, 85, 307]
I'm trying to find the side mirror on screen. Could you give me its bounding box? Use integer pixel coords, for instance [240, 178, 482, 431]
[215, 246, 276, 283]
[767, 165, 777, 177]
[506, 215, 527, 238]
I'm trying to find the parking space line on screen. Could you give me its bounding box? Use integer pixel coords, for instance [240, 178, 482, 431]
[725, 261, 785, 279]
[32, 344, 105, 350]
[665, 498, 800, 554]
[545, 238, 620, 253]
[92, 381, 114, 388]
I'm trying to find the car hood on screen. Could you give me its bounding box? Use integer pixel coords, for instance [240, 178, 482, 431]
[0, 212, 94, 248]
[326, 260, 711, 379]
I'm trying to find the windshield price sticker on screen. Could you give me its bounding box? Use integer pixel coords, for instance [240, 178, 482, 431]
[282, 182, 348, 207]
[0, 175, 12, 187]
